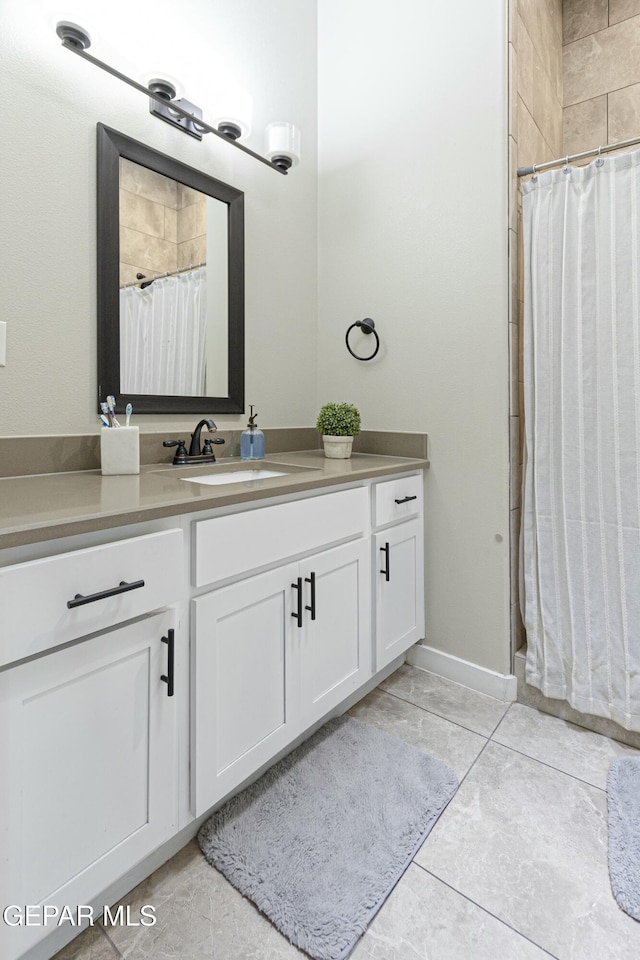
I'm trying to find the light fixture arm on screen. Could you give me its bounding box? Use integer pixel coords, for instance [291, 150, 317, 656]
[58, 33, 288, 175]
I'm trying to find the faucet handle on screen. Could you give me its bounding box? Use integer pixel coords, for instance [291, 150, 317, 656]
[163, 439, 188, 463]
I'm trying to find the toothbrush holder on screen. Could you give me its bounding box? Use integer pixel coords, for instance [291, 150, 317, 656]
[100, 426, 140, 476]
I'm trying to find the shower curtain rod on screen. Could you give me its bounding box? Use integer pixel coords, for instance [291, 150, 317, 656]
[120, 262, 206, 290]
[517, 133, 640, 177]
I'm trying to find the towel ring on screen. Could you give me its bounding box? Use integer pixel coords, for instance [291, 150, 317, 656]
[345, 318, 380, 361]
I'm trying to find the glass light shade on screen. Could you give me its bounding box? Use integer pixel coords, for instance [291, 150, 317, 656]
[266, 122, 301, 168]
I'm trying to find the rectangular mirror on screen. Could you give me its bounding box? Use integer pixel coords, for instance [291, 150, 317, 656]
[97, 124, 244, 414]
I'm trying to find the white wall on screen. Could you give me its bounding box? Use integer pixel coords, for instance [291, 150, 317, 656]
[0, 0, 318, 435]
[317, 0, 511, 674]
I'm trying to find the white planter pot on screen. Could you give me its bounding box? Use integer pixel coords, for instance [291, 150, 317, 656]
[322, 435, 354, 459]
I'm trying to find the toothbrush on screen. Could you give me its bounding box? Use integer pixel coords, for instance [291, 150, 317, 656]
[98, 414, 109, 428]
[106, 395, 121, 427]
[100, 400, 119, 428]
[125, 402, 132, 427]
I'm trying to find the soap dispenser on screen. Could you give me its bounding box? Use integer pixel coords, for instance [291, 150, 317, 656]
[240, 405, 265, 460]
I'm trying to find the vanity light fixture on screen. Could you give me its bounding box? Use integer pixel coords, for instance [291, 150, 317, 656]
[55, 21, 299, 175]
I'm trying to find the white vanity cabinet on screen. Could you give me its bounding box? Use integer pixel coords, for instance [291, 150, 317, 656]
[0, 464, 426, 960]
[191, 488, 371, 815]
[372, 475, 425, 670]
[0, 529, 183, 960]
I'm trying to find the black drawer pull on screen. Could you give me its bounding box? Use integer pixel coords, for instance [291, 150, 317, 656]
[395, 495, 418, 504]
[305, 572, 316, 621]
[161, 629, 175, 697]
[380, 543, 390, 582]
[67, 579, 145, 609]
[291, 577, 303, 628]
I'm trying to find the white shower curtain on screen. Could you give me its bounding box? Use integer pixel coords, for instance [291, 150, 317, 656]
[521, 151, 640, 732]
[120, 267, 207, 395]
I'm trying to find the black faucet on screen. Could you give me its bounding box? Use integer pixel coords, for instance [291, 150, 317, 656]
[163, 418, 226, 465]
[189, 418, 217, 456]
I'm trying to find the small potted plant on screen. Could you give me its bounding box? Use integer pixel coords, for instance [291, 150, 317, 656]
[316, 402, 361, 459]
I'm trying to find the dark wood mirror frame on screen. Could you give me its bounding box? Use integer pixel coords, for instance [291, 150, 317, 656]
[97, 123, 245, 414]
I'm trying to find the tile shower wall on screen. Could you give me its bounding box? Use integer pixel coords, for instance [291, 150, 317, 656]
[563, 0, 640, 155]
[508, 0, 563, 659]
[119, 160, 206, 287]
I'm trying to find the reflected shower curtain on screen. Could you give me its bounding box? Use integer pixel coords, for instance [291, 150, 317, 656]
[120, 267, 207, 395]
[521, 152, 640, 732]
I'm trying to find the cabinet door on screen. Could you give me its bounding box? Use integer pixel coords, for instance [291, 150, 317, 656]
[192, 564, 297, 816]
[0, 612, 176, 960]
[298, 539, 371, 727]
[375, 519, 425, 670]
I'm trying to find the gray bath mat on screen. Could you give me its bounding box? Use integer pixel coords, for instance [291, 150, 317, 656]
[608, 757, 640, 921]
[198, 715, 458, 960]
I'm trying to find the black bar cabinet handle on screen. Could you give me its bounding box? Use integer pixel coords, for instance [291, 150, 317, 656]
[380, 543, 390, 582]
[395, 495, 418, 504]
[161, 628, 175, 697]
[305, 572, 316, 621]
[291, 577, 303, 628]
[67, 579, 145, 609]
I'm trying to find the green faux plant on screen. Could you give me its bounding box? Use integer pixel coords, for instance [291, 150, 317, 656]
[316, 402, 361, 437]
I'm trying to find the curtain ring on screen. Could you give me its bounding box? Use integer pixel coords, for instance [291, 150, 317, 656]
[596, 145, 604, 167]
[531, 163, 538, 183]
[562, 156, 571, 173]
[345, 318, 380, 361]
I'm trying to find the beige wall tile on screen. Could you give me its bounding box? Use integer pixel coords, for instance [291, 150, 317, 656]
[120, 158, 178, 208]
[519, 0, 563, 101]
[510, 43, 518, 138]
[509, 321, 520, 415]
[608, 81, 640, 140]
[517, 15, 535, 114]
[563, 95, 607, 154]
[509, 417, 521, 510]
[517, 97, 554, 168]
[509, 228, 518, 325]
[509, 137, 519, 232]
[562, 0, 608, 44]
[546, 0, 564, 43]
[164, 207, 178, 244]
[518, 301, 525, 384]
[178, 237, 206, 269]
[119, 189, 165, 239]
[120, 226, 177, 274]
[510, 504, 521, 597]
[177, 183, 201, 209]
[532, 49, 564, 153]
[177, 197, 207, 243]
[564, 17, 640, 106]
[509, 0, 518, 46]
[610, 0, 640, 25]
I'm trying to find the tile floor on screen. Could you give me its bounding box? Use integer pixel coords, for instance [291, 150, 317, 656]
[53, 664, 640, 960]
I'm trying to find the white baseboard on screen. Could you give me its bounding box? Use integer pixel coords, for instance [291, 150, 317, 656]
[407, 643, 517, 702]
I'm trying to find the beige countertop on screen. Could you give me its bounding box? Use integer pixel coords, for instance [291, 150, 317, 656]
[0, 450, 428, 550]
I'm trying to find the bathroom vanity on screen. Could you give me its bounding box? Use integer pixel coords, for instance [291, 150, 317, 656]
[0, 450, 426, 960]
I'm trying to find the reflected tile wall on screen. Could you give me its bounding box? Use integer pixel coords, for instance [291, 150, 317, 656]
[119, 158, 181, 286]
[563, 3, 640, 157]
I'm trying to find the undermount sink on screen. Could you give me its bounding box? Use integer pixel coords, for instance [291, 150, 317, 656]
[180, 468, 289, 486]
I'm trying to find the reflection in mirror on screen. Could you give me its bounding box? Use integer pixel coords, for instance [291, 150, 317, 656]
[118, 159, 229, 398]
[97, 124, 244, 414]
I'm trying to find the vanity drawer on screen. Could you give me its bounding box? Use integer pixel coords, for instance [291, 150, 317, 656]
[0, 529, 183, 666]
[193, 486, 368, 587]
[373, 474, 423, 528]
